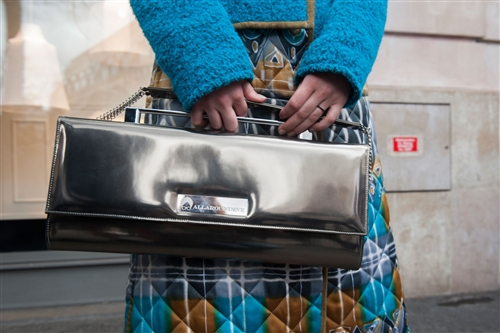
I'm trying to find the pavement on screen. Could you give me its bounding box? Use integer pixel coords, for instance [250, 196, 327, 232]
[1, 290, 499, 333]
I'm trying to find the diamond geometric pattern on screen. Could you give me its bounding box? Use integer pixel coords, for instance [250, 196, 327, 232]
[238, 29, 309, 100]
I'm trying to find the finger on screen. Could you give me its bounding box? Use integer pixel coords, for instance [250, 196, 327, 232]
[279, 82, 314, 120]
[242, 81, 266, 102]
[278, 94, 322, 135]
[287, 106, 325, 136]
[309, 104, 342, 132]
[190, 106, 205, 127]
[233, 95, 248, 117]
[218, 106, 238, 132]
[205, 109, 223, 130]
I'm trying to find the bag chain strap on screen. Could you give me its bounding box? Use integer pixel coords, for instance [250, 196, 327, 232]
[97, 87, 149, 121]
[98, 87, 373, 173]
[364, 125, 373, 178]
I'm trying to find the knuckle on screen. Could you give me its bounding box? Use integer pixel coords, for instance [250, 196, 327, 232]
[327, 113, 337, 123]
[311, 109, 323, 122]
[235, 106, 248, 117]
[327, 108, 340, 122]
[234, 95, 247, 107]
[296, 109, 309, 121]
[219, 95, 230, 105]
[286, 99, 301, 111]
[204, 108, 216, 117]
[222, 109, 237, 120]
[312, 121, 327, 131]
[318, 89, 331, 100]
[230, 89, 244, 100]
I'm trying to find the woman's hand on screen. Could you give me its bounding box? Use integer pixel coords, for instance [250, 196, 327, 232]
[278, 73, 352, 136]
[191, 80, 267, 132]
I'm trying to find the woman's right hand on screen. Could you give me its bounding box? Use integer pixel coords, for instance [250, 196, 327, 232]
[190, 80, 267, 132]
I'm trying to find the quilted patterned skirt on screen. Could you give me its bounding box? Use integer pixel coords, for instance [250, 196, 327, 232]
[123, 94, 410, 333]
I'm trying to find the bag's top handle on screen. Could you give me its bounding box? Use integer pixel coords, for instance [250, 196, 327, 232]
[97, 87, 372, 160]
[124, 106, 367, 132]
[98, 87, 369, 130]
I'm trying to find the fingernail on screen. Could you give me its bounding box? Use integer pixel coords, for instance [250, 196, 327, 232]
[258, 94, 266, 98]
[278, 129, 286, 136]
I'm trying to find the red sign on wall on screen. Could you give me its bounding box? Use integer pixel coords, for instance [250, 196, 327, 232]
[393, 137, 418, 152]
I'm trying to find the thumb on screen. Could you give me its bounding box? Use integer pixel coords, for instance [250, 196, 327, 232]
[242, 81, 266, 102]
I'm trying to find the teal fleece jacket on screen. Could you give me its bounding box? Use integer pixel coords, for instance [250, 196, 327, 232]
[130, 0, 387, 110]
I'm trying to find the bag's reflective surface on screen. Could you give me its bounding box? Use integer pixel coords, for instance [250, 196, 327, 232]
[46, 117, 369, 269]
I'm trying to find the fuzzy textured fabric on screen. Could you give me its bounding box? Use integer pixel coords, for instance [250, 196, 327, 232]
[129, 0, 254, 111]
[219, 0, 309, 23]
[130, 0, 387, 109]
[296, 0, 388, 107]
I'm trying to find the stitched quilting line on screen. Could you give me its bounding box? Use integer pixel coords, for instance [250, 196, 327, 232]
[131, 269, 185, 332]
[141, 261, 283, 333]
[326, 277, 403, 328]
[151, 272, 214, 333]
[291, 293, 322, 333]
[132, 261, 209, 332]
[229, 282, 321, 333]
[326, 285, 380, 326]
[46, 210, 365, 235]
[211, 264, 322, 333]
[325, 238, 399, 325]
[210, 262, 323, 333]
[143, 261, 321, 333]
[209, 271, 294, 333]
[134, 275, 203, 332]
[323, 194, 394, 325]
[130, 303, 155, 333]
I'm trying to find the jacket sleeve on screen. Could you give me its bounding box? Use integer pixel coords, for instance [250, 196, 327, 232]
[295, 0, 388, 107]
[130, 0, 254, 111]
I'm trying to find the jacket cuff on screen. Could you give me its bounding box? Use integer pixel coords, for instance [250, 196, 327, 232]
[175, 70, 255, 111]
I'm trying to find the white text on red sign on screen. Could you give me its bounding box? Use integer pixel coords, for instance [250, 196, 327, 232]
[393, 137, 418, 152]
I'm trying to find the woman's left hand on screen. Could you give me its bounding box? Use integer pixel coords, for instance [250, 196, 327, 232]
[278, 72, 352, 136]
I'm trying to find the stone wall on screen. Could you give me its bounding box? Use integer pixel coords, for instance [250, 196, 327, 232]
[368, 1, 500, 297]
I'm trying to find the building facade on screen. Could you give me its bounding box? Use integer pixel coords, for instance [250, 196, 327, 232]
[1, 1, 499, 308]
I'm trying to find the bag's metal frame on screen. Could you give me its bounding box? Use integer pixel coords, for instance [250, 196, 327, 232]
[98, 87, 373, 172]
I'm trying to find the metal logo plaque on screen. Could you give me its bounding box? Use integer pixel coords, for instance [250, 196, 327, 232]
[176, 194, 248, 217]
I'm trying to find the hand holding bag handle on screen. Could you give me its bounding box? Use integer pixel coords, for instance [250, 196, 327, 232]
[97, 86, 373, 171]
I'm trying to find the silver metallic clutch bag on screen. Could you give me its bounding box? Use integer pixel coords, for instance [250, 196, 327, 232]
[45, 87, 371, 269]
